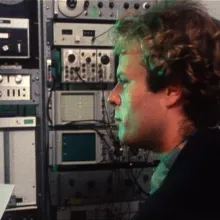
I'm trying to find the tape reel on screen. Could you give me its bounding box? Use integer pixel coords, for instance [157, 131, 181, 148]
[58, 0, 85, 18]
[0, 0, 24, 5]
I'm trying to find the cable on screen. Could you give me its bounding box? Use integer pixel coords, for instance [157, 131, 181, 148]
[69, 66, 120, 160]
[131, 168, 150, 197]
[93, 127, 113, 152]
[47, 73, 56, 125]
[50, 58, 119, 162]
[72, 67, 87, 84]
[91, 26, 114, 42]
[127, 151, 150, 197]
[100, 86, 122, 159]
[65, 119, 104, 125]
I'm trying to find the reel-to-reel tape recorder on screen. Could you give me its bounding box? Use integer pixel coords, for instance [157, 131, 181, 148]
[54, 0, 157, 20]
[0, 0, 23, 4]
[0, 0, 39, 61]
[0, 0, 30, 18]
[0, 0, 30, 59]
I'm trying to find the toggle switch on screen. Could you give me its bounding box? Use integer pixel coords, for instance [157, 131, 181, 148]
[75, 35, 81, 42]
[17, 43, 21, 53]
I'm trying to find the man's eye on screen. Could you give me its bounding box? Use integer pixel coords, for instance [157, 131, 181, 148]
[119, 79, 128, 85]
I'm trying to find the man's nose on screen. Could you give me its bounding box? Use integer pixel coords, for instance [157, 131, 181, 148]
[107, 84, 121, 107]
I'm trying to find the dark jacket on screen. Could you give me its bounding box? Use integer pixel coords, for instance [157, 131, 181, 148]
[133, 128, 220, 220]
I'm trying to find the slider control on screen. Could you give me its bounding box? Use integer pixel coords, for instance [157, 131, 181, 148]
[17, 43, 21, 53]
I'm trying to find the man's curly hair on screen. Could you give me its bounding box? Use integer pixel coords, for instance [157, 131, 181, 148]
[112, 0, 220, 128]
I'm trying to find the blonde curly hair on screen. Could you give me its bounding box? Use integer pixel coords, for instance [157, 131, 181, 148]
[112, 0, 220, 128]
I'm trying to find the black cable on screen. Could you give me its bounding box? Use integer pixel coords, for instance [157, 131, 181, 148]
[47, 74, 56, 125]
[100, 87, 121, 160]
[93, 128, 113, 152]
[45, 73, 56, 217]
[65, 119, 104, 125]
[127, 151, 150, 197]
[72, 67, 87, 84]
[50, 62, 120, 163]
[131, 168, 150, 197]
[70, 66, 120, 160]
[91, 26, 114, 42]
[71, 70, 114, 156]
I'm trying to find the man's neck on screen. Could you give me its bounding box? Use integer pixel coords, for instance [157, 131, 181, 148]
[160, 118, 195, 153]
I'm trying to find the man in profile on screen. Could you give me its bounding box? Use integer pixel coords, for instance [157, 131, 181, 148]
[108, 0, 220, 219]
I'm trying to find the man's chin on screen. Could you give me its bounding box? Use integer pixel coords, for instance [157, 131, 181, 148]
[119, 136, 154, 150]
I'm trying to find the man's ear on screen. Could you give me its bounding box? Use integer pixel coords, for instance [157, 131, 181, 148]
[163, 84, 183, 108]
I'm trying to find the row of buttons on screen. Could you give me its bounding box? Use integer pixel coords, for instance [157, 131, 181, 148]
[96, 2, 150, 10]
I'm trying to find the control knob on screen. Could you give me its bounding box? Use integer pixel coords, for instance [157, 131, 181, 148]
[84, 0, 90, 8]
[98, 69, 103, 78]
[101, 55, 110, 65]
[86, 57, 91, 64]
[109, 2, 114, 8]
[124, 2, 129, 9]
[97, 1, 103, 8]
[15, 75, 22, 84]
[66, 0, 77, 9]
[134, 3, 140, 9]
[68, 54, 75, 63]
[74, 66, 80, 72]
[143, 2, 150, 9]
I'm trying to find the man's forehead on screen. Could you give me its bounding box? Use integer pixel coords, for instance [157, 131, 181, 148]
[118, 50, 144, 66]
[119, 46, 142, 56]
[117, 55, 147, 79]
[118, 41, 142, 54]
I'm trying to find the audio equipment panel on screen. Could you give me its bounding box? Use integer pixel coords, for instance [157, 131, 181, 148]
[50, 168, 153, 206]
[50, 129, 113, 165]
[80, 49, 97, 82]
[0, 18, 30, 59]
[0, 0, 24, 4]
[52, 90, 114, 125]
[0, 0, 32, 19]
[0, 117, 37, 207]
[2, 208, 37, 220]
[61, 48, 80, 83]
[53, 22, 113, 46]
[0, 70, 40, 104]
[0, 74, 30, 101]
[54, 0, 157, 20]
[56, 201, 139, 220]
[62, 48, 96, 83]
[0, 117, 36, 128]
[96, 49, 114, 82]
[61, 48, 115, 83]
